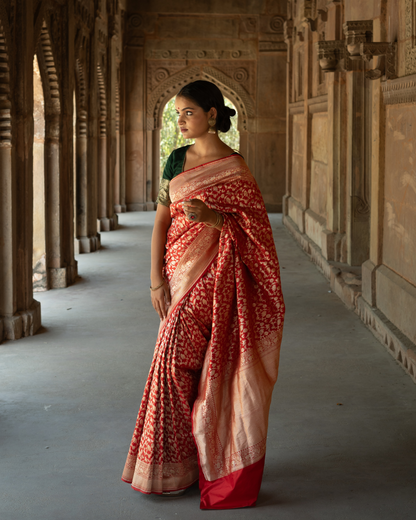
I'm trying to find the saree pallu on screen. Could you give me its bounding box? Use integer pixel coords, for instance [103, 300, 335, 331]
[122, 154, 285, 509]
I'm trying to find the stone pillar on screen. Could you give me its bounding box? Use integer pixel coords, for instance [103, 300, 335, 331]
[86, 42, 100, 251]
[151, 128, 160, 203]
[118, 55, 127, 213]
[343, 21, 373, 266]
[283, 19, 294, 216]
[321, 1, 347, 262]
[57, 1, 78, 286]
[74, 108, 99, 252]
[125, 43, 147, 211]
[255, 46, 287, 213]
[0, 0, 41, 341]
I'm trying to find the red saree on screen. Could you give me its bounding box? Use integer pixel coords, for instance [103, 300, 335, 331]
[121, 154, 285, 509]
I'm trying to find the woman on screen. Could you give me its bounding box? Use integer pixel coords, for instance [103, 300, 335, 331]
[121, 80, 285, 509]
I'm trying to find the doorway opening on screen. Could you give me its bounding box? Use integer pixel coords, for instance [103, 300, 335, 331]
[32, 54, 47, 292]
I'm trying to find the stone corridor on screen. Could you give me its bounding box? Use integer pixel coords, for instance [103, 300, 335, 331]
[1, 213, 416, 520]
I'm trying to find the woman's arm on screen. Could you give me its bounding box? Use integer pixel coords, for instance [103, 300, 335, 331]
[150, 204, 172, 320]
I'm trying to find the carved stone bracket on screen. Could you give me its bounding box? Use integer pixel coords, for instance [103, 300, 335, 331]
[360, 42, 397, 80]
[317, 20, 397, 80]
[343, 20, 373, 58]
[316, 40, 344, 72]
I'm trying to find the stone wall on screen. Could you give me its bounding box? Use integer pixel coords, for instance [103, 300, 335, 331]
[284, 0, 416, 383]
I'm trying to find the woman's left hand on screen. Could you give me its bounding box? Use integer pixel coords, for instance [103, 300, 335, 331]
[182, 198, 216, 225]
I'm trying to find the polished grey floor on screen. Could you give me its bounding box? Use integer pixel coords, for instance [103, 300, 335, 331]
[1, 212, 415, 520]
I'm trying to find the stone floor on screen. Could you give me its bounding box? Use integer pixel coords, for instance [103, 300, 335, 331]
[1, 212, 416, 520]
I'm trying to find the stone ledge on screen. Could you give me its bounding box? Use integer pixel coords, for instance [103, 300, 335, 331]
[75, 234, 101, 254]
[1, 300, 42, 342]
[284, 214, 416, 384]
[381, 74, 416, 105]
[356, 297, 416, 384]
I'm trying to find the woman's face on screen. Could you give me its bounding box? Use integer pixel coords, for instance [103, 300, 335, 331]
[175, 96, 216, 139]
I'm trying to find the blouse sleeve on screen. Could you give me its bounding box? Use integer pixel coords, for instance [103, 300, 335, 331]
[156, 153, 174, 207]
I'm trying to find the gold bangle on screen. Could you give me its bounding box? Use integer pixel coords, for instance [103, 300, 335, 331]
[150, 280, 165, 291]
[215, 213, 223, 230]
[205, 210, 221, 228]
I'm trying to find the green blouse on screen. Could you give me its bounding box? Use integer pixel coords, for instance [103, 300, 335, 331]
[156, 146, 190, 207]
[156, 145, 242, 207]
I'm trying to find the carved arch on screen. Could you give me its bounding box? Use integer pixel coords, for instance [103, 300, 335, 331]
[0, 19, 11, 145]
[36, 21, 60, 116]
[148, 65, 255, 132]
[97, 63, 107, 136]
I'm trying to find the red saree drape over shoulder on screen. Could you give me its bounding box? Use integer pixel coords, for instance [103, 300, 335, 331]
[122, 155, 285, 509]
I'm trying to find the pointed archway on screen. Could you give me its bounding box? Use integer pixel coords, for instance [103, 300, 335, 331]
[145, 65, 255, 205]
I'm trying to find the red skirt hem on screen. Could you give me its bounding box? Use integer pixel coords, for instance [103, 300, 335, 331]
[198, 455, 265, 510]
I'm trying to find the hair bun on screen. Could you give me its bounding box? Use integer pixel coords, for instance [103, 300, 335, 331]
[225, 106, 236, 117]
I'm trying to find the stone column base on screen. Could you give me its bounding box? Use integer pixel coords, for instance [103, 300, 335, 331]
[114, 204, 126, 213]
[1, 299, 42, 342]
[48, 261, 78, 289]
[97, 213, 118, 232]
[75, 234, 101, 254]
[126, 202, 156, 211]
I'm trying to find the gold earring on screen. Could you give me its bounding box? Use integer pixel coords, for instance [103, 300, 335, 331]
[208, 117, 216, 134]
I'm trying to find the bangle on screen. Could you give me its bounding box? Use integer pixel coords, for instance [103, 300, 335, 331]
[205, 211, 222, 229]
[150, 280, 165, 291]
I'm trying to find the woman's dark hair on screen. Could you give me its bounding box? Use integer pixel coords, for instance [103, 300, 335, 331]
[177, 80, 236, 133]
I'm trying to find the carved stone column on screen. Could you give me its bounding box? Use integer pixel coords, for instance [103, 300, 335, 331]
[125, 39, 147, 211]
[283, 18, 294, 216]
[0, 0, 41, 341]
[343, 21, 373, 266]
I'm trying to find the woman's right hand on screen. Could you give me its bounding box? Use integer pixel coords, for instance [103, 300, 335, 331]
[150, 281, 171, 320]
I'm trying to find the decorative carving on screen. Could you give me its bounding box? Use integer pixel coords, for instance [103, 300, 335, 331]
[405, 0, 416, 74]
[0, 21, 11, 144]
[360, 42, 397, 80]
[382, 74, 416, 105]
[147, 61, 185, 92]
[232, 68, 248, 83]
[259, 41, 287, 52]
[147, 66, 202, 130]
[353, 196, 370, 220]
[154, 67, 169, 83]
[343, 20, 373, 57]
[75, 59, 87, 137]
[240, 16, 257, 33]
[317, 25, 396, 80]
[115, 80, 120, 132]
[37, 21, 61, 115]
[270, 15, 284, 33]
[212, 61, 256, 95]
[97, 63, 107, 136]
[128, 14, 143, 29]
[147, 65, 255, 131]
[74, 0, 94, 31]
[316, 40, 344, 72]
[145, 48, 253, 60]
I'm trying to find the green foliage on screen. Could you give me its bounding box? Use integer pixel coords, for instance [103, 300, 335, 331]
[160, 96, 240, 175]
